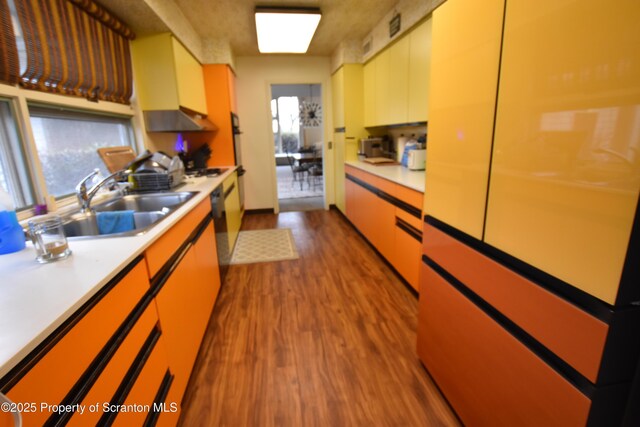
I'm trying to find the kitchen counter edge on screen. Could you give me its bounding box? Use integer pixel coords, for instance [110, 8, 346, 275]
[0, 167, 237, 380]
[345, 161, 425, 193]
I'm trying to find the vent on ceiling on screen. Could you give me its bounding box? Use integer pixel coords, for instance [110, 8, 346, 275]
[363, 38, 372, 55]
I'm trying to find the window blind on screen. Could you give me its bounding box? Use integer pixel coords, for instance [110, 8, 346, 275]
[14, 0, 135, 104]
[0, 0, 20, 85]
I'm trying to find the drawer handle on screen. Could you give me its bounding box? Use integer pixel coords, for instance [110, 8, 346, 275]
[0, 393, 22, 427]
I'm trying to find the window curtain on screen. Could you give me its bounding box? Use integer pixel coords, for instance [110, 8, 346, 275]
[13, 0, 135, 104]
[0, 0, 20, 85]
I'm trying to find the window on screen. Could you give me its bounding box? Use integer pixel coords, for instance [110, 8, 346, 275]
[273, 96, 300, 154]
[29, 105, 135, 198]
[0, 99, 35, 209]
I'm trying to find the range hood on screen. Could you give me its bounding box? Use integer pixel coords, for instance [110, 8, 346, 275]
[143, 107, 217, 132]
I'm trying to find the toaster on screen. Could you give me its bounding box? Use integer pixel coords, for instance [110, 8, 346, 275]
[407, 149, 426, 170]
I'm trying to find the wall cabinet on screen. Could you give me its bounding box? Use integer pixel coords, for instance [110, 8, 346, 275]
[332, 64, 367, 214]
[203, 64, 238, 166]
[483, 0, 640, 305]
[363, 62, 376, 127]
[423, 0, 504, 239]
[345, 165, 423, 291]
[419, 0, 640, 424]
[407, 18, 432, 123]
[363, 18, 432, 127]
[131, 33, 207, 115]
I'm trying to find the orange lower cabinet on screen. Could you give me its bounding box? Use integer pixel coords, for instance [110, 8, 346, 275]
[155, 372, 181, 427]
[67, 304, 158, 426]
[145, 199, 210, 278]
[112, 334, 170, 426]
[5, 261, 149, 426]
[193, 220, 221, 318]
[417, 263, 591, 426]
[376, 196, 396, 262]
[154, 246, 204, 402]
[0, 400, 16, 427]
[394, 221, 422, 292]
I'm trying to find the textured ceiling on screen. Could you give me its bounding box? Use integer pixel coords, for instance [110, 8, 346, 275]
[102, 0, 398, 56]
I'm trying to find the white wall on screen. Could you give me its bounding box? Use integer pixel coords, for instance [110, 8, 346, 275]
[235, 56, 334, 211]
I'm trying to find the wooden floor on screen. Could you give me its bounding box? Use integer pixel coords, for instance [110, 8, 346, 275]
[279, 196, 324, 212]
[179, 209, 460, 426]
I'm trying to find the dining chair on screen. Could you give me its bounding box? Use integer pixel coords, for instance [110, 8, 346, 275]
[286, 151, 307, 190]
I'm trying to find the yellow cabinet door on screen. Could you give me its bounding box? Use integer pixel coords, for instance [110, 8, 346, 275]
[408, 18, 432, 123]
[334, 132, 346, 213]
[375, 49, 391, 126]
[342, 64, 366, 142]
[332, 67, 345, 129]
[224, 172, 242, 252]
[484, 0, 640, 305]
[172, 37, 207, 115]
[131, 33, 207, 115]
[387, 35, 410, 125]
[363, 60, 376, 127]
[423, 0, 505, 239]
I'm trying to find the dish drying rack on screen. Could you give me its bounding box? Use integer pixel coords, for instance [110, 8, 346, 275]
[129, 169, 184, 192]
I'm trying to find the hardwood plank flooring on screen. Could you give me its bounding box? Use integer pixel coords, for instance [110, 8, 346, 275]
[179, 209, 460, 426]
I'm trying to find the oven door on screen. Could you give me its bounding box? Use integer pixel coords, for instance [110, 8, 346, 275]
[210, 185, 229, 283]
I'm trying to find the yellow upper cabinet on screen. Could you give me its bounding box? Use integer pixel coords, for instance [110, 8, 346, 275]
[342, 65, 365, 141]
[362, 18, 433, 127]
[363, 61, 376, 127]
[332, 67, 346, 129]
[484, 0, 640, 305]
[375, 48, 391, 126]
[424, 0, 505, 238]
[408, 18, 432, 123]
[387, 35, 410, 125]
[131, 33, 207, 115]
[332, 64, 366, 214]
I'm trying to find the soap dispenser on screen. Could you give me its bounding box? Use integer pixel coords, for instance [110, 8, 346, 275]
[0, 189, 26, 254]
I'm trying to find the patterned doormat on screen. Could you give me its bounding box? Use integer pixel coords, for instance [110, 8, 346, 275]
[230, 228, 299, 265]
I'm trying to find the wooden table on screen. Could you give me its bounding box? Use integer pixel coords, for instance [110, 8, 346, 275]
[291, 152, 322, 165]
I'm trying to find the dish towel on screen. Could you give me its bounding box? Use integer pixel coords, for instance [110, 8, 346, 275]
[96, 210, 135, 235]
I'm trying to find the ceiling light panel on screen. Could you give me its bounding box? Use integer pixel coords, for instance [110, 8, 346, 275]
[255, 7, 321, 53]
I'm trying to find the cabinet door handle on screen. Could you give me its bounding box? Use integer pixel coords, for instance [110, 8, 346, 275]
[396, 217, 423, 242]
[0, 393, 22, 427]
[224, 182, 236, 199]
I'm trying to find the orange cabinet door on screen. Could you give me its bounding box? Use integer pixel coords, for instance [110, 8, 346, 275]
[5, 261, 149, 427]
[417, 263, 591, 426]
[376, 195, 396, 263]
[67, 304, 159, 426]
[193, 220, 221, 318]
[145, 198, 210, 278]
[154, 246, 205, 402]
[394, 221, 422, 292]
[112, 336, 170, 427]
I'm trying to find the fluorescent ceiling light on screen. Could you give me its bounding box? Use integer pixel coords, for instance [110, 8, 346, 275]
[255, 7, 321, 54]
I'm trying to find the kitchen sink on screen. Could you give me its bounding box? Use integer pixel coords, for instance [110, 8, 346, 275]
[93, 192, 196, 213]
[63, 192, 198, 239]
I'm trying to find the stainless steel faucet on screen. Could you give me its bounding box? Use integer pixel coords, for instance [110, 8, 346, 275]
[75, 169, 126, 213]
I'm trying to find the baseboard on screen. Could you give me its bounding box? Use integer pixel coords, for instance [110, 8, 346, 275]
[244, 208, 275, 215]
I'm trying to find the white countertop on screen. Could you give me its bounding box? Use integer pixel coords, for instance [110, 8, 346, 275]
[0, 168, 235, 379]
[345, 161, 425, 193]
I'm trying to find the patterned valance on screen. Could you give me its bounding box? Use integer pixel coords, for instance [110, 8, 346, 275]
[6, 0, 135, 104]
[0, 0, 20, 85]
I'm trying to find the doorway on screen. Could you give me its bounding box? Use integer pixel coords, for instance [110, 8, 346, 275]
[271, 84, 324, 212]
